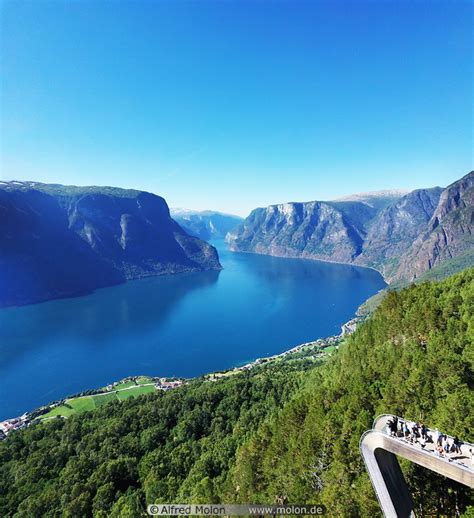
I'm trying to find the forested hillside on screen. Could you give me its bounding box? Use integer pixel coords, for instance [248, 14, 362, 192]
[1, 270, 472, 517]
[0, 363, 308, 517]
[227, 268, 473, 516]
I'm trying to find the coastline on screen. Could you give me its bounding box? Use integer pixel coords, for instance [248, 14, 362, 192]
[226, 245, 389, 282]
[0, 315, 361, 438]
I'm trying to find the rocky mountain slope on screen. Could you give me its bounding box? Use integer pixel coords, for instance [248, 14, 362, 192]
[227, 171, 473, 283]
[393, 171, 474, 282]
[354, 187, 443, 278]
[226, 201, 378, 263]
[171, 209, 242, 240]
[0, 182, 221, 307]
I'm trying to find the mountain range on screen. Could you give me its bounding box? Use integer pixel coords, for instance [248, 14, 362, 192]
[227, 171, 474, 284]
[170, 209, 242, 240]
[0, 182, 221, 307]
[2, 172, 472, 307]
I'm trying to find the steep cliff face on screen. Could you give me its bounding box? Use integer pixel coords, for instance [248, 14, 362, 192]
[354, 187, 443, 277]
[0, 182, 221, 307]
[171, 209, 242, 240]
[226, 201, 377, 263]
[392, 171, 474, 282]
[227, 172, 474, 283]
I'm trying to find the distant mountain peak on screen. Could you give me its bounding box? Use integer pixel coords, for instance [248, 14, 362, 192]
[171, 209, 243, 240]
[170, 208, 241, 218]
[333, 189, 411, 204]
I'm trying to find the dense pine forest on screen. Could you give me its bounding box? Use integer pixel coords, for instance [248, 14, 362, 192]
[1, 269, 473, 517]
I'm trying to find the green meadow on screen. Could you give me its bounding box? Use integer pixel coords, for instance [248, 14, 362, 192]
[41, 383, 157, 419]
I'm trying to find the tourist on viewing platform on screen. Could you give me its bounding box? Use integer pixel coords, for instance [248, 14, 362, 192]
[420, 435, 427, 449]
[387, 420, 394, 436]
[420, 423, 428, 441]
[388, 418, 397, 437]
[453, 436, 462, 454]
[449, 437, 455, 452]
[403, 422, 410, 439]
[408, 421, 418, 443]
[444, 440, 451, 455]
[440, 434, 446, 447]
[436, 429, 444, 447]
[398, 420, 403, 433]
[412, 423, 420, 442]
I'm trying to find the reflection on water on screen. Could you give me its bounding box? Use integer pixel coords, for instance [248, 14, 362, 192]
[0, 241, 385, 419]
[0, 270, 220, 366]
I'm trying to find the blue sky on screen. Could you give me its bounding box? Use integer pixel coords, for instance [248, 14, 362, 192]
[1, 0, 472, 216]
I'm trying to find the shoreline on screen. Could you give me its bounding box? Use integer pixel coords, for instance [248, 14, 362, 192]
[226, 245, 389, 282]
[0, 315, 361, 437]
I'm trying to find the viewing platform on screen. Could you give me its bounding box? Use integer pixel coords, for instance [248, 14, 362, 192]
[360, 414, 474, 517]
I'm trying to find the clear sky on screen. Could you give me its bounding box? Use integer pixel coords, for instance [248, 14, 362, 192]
[1, 0, 472, 216]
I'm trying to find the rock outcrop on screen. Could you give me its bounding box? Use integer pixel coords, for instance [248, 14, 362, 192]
[392, 171, 474, 282]
[354, 187, 443, 278]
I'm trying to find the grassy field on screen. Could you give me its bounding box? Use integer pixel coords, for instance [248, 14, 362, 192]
[40, 349, 333, 421]
[43, 396, 96, 418]
[116, 385, 156, 400]
[93, 392, 120, 407]
[136, 376, 154, 384]
[40, 384, 157, 419]
[113, 380, 137, 390]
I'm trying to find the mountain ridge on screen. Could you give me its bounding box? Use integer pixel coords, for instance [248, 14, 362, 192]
[393, 171, 474, 282]
[227, 172, 474, 283]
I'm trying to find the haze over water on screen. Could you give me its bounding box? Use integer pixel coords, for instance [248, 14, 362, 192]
[0, 242, 385, 419]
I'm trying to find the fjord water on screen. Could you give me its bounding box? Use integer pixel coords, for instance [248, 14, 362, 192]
[0, 242, 385, 419]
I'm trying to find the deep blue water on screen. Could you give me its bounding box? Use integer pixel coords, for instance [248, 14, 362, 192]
[0, 242, 385, 419]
